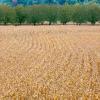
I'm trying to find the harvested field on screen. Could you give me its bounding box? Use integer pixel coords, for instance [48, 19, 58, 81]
[0, 25, 100, 100]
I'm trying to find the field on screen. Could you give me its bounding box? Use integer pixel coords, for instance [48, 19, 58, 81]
[0, 25, 100, 100]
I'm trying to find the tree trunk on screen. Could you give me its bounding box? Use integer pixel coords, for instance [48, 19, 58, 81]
[63, 23, 66, 25]
[91, 21, 95, 25]
[49, 21, 51, 25]
[33, 23, 36, 26]
[4, 22, 7, 25]
[19, 22, 22, 25]
[41, 22, 44, 25]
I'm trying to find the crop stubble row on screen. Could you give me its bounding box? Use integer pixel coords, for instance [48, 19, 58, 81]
[0, 25, 100, 99]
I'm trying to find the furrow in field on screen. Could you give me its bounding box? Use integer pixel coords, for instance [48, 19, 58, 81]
[0, 26, 100, 99]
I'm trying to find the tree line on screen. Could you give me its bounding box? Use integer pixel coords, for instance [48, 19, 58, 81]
[0, 4, 100, 25]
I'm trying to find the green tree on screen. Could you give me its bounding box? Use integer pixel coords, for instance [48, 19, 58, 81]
[15, 6, 26, 25]
[59, 5, 72, 25]
[37, 5, 48, 25]
[0, 5, 16, 25]
[26, 6, 42, 25]
[0, 5, 4, 24]
[87, 4, 100, 25]
[46, 6, 58, 25]
[72, 5, 88, 25]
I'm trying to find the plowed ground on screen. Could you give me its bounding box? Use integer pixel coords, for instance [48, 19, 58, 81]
[0, 25, 100, 100]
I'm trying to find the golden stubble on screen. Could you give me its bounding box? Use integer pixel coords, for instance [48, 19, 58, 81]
[0, 25, 100, 100]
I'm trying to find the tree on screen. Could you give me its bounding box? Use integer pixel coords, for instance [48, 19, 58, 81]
[59, 5, 72, 25]
[87, 4, 100, 25]
[72, 5, 88, 25]
[0, 5, 16, 25]
[46, 6, 58, 25]
[37, 5, 48, 25]
[0, 5, 4, 24]
[7, 7, 16, 24]
[26, 6, 44, 25]
[15, 6, 26, 25]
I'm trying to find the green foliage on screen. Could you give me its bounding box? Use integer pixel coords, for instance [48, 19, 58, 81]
[87, 4, 100, 25]
[0, 4, 100, 25]
[59, 5, 72, 24]
[0, 5, 4, 23]
[0, 5, 16, 25]
[15, 6, 26, 24]
[72, 5, 88, 25]
[46, 6, 58, 25]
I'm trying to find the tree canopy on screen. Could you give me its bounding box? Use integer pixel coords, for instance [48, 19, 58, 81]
[0, 4, 100, 25]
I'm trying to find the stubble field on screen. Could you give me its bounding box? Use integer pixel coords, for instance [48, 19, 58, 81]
[0, 25, 100, 100]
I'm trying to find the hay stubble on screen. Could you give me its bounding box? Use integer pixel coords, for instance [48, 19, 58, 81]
[0, 25, 100, 99]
